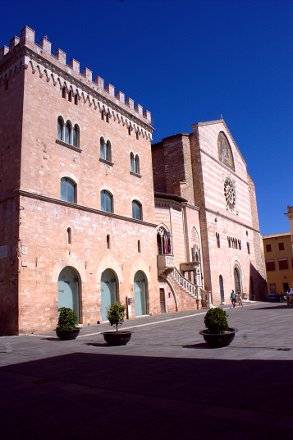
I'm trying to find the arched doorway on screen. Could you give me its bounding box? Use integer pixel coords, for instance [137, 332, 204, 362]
[219, 275, 225, 303]
[101, 269, 118, 321]
[58, 267, 80, 321]
[134, 271, 148, 316]
[234, 267, 242, 294]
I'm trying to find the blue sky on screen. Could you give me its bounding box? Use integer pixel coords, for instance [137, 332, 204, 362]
[1, 0, 292, 235]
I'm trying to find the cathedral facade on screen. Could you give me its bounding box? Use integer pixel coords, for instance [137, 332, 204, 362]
[0, 27, 266, 335]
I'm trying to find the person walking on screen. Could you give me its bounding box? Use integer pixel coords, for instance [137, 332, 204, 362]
[237, 291, 243, 307]
[230, 290, 236, 308]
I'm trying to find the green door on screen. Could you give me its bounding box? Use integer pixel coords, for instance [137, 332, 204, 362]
[101, 269, 118, 321]
[134, 271, 147, 316]
[58, 267, 80, 321]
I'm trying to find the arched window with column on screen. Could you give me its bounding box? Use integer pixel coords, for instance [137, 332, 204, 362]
[65, 121, 72, 144]
[57, 116, 64, 141]
[72, 124, 80, 148]
[157, 225, 172, 255]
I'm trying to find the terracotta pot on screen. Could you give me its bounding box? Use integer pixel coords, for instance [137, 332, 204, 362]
[56, 328, 80, 340]
[199, 328, 237, 348]
[102, 331, 132, 346]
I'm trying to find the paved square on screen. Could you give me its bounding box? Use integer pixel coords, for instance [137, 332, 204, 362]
[1, 302, 293, 439]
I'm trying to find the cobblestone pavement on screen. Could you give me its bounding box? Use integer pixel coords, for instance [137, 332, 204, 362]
[1, 302, 293, 439]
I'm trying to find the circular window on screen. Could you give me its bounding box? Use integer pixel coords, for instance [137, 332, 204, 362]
[224, 178, 236, 210]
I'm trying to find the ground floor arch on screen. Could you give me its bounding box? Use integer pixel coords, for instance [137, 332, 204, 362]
[134, 271, 148, 316]
[58, 266, 81, 322]
[101, 269, 118, 321]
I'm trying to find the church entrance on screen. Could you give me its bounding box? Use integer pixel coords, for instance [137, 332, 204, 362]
[101, 269, 118, 321]
[134, 271, 148, 316]
[234, 267, 241, 294]
[58, 267, 80, 322]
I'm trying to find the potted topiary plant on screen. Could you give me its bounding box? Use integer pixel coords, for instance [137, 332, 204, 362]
[56, 307, 80, 340]
[199, 307, 237, 347]
[102, 302, 132, 346]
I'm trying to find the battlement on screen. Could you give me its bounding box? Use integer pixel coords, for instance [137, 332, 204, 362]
[0, 26, 152, 125]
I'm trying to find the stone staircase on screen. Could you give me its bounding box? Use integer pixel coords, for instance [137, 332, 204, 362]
[168, 267, 209, 309]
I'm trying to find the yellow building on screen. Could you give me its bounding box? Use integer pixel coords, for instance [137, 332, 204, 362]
[263, 232, 293, 294]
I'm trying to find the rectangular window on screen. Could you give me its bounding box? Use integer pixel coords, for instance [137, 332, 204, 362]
[269, 283, 276, 293]
[247, 242, 250, 254]
[278, 242, 285, 251]
[266, 261, 275, 271]
[279, 259, 288, 270]
[266, 244, 272, 252]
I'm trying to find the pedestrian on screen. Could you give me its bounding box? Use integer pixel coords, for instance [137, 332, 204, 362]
[230, 290, 236, 308]
[237, 291, 243, 307]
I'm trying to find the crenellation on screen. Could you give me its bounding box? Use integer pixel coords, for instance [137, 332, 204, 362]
[20, 26, 35, 44]
[135, 104, 143, 115]
[9, 36, 20, 49]
[126, 97, 134, 110]
[106, 83, 115, 96]
[40, 37, 52, 54]
[55, 48, 66, 64]
[144, 110, 151, 122]
[95, 75, 104, 90]
[0, 45, 9, 61]
[83, 67, 92, 81]
[0, 25, 152, 136]
[70, 58, 80, 73]
[116, 90, 125, 104]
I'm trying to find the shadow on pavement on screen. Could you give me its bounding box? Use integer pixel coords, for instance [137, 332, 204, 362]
[1, 352, 293, 439]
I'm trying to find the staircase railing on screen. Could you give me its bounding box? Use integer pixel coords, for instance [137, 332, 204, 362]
[171, 267, 202, 300]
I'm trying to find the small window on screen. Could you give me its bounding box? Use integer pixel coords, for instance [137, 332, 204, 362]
[266, 244, 272, 252]
[136, 132, 139, 140]
[107, 234, 111, 249]
[216, 232, 220, 248]
[68, 90, 72, 102]
[101, 190, 113, 213]
[279, 259, 288, 270]
[128, 127, 131, 136]
[134, 154, 140, 174]
[65, 121, 71, 144]
[266, 261, 275, 271]
[67, 227, 72, 244]
[62, 86, 66, 99]
[61, 177, 76, 203]
[74, 94, 78, 105]
[57, 116, 64, 141]
[72, 124, 79, 148]
[132, 200, 142, 220]
[247, 242, 250, 254]
[130, 152, 135, 172]
[238, 240, 241, 250]
[279, 242, 285, 251]
[138, 240, 141, 253]
[106, 141, 111, 161]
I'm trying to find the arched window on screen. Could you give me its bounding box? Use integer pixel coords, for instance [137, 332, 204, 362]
[57, 116, 64, 141]
[132, 200, 142, 220]
[61, 177, 76, 203]
[135, 154, 140, 174]
[101, 190, 113, 212]
[218, 131, 235, 170]
[72, 124, 79, 148]
[130, 152, 135, 172]
[65, 121, 71, 144]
